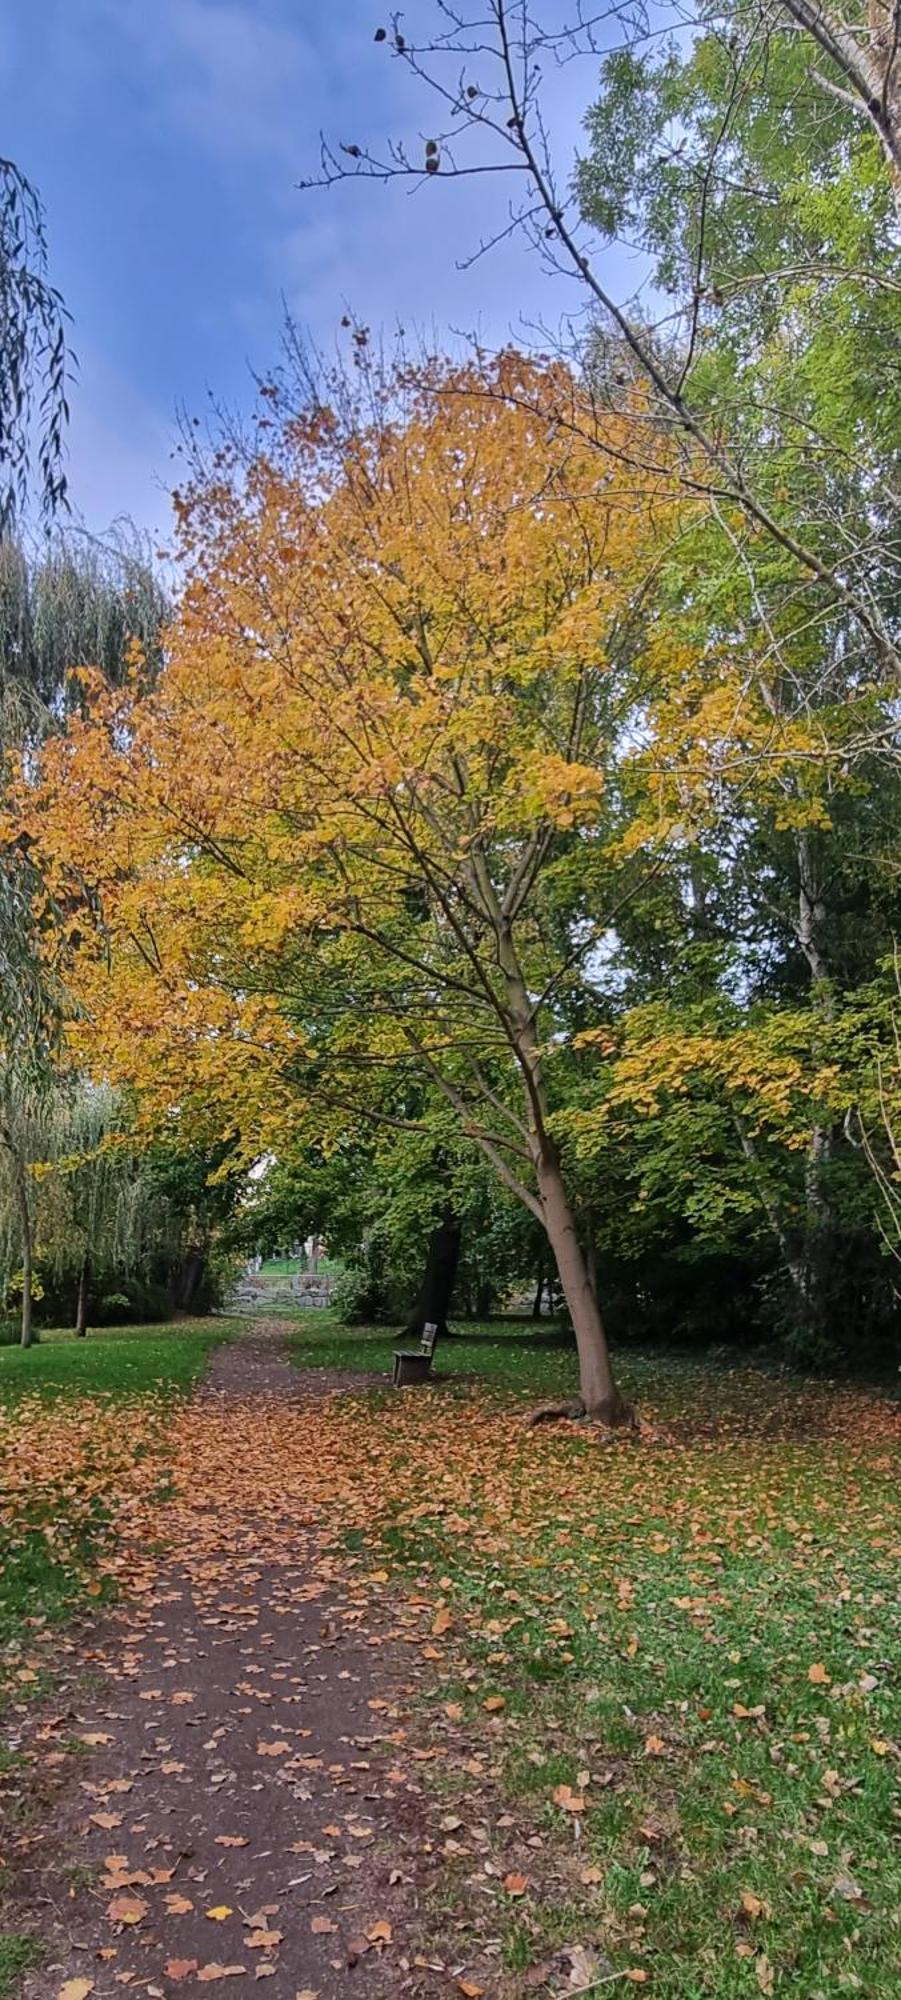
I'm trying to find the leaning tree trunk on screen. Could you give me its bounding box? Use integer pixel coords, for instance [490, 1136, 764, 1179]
[75, 1257, 90, 1337]
[404, 1207, 461, 1340]
[535, 1143, 632, 1426]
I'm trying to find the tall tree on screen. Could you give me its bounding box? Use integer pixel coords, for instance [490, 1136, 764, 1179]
[30, 352, 689, 1424]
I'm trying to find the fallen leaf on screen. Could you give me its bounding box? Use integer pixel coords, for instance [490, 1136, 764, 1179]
[581, 1865, 604, 1886]
[106, 1895, 148, 1926]
[503, 1872, 528, 1896]
[755, 1954, 774, 1996]
[552, 1783, 585, 1813]
[367, 1920, 392, 1944]
[196, 1969, 247, 1985]
[257, 1740, 291, 1756]
[163, 1965, 198, 1985]
[483, 1694, 506, 1712]
[89, 1812, 122, 1831]
[310, 1916, 336, 1935]
[432, 1608, 453, 1635]
[59, 1982, 95, 2000]
[215, 1835, 250, 1848]
[808, 1663, 831, 1685]
[457, 1983, 484, 1999]
[644, 1734, 666, 1756]
[206, 1907, 234, 1922]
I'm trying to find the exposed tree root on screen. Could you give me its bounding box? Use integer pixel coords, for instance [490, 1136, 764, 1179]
[527, 1396, 639, 1433]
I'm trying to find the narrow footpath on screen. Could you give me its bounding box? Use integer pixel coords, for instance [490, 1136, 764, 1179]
[14, 1327, 442, 1999]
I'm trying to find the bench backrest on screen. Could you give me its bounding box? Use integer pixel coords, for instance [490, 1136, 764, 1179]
[421, 1320, 438, 1358]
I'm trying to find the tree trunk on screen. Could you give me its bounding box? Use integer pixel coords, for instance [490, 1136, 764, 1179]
[535, 1143, 632, 1425]
[13, 1155, 34, 1350]
[404, 1207, 461, 1340]
[174, 1245, 206, 1312]
[75, 1257, 90, 1337]
[531, 1266, 545, 1318]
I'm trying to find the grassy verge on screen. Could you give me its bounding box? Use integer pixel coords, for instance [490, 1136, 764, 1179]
[1, 1318, 226, 1685]
[0, 1317, 226, 1405]
[1, 1320, 225, 1669]
[294, 1319, 900, 1997]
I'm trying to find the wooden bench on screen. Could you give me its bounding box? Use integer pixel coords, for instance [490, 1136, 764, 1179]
[392, 1319, 438, 1387]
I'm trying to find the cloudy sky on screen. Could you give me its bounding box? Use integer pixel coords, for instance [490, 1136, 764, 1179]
[4, 0, 633, 540]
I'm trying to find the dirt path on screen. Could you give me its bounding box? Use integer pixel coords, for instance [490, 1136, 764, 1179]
[15, 1324, 439, 2000]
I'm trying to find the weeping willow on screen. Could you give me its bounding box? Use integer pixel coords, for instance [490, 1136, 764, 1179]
[0, 1078, 183, 1343]
[0, 524, 168, 729]
[0, 529, 171, 1342]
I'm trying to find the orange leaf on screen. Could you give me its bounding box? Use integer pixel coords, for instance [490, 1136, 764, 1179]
[106, 1894, 148, 1926]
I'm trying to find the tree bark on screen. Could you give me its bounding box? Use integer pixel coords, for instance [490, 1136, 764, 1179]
[75, 1257, 90, 1337]
[535, 1142, 632, 1425]
[174, 1245, 206, 1312]
[404, 1206, 461, 1340]
[12, 1152, 34, 1349]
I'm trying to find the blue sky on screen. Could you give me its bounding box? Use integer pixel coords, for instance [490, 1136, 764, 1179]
[4, 0, 622, 540]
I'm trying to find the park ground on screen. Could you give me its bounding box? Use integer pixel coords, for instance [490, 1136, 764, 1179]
[0, 1315, 898, 1999]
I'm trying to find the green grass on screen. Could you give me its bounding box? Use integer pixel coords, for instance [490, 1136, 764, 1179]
[288, 1311, 581, 1391]
[0, 1318, 226, 1406]
[0, 1934, 41, 1996]
[295, 1319, 900, 1997]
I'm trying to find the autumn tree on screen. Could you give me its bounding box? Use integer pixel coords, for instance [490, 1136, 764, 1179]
[31, 352, 694, 1423]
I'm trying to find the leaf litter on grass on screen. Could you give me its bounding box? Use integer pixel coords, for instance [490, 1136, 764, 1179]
[2, 1344, 899, 1997]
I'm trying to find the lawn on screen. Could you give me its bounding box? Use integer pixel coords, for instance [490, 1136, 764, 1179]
[1, 1315, 897, 1996]
[0, 1320, 226, 1713]
[0, 1317, 225, 1405]
[288, 1317, 901, 1997]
